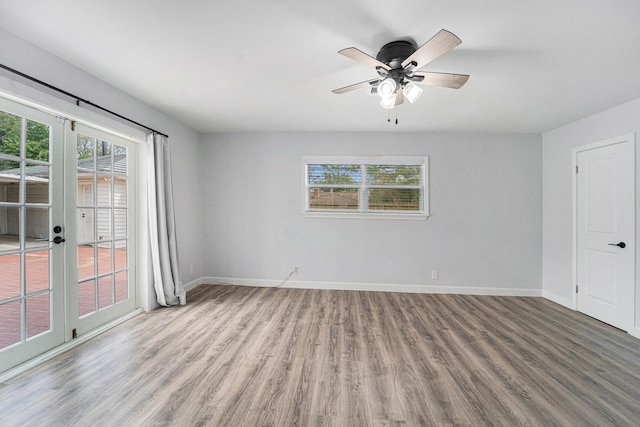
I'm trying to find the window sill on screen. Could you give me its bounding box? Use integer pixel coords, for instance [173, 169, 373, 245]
[302, 211, 428, 221]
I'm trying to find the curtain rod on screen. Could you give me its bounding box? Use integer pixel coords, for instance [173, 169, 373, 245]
[0, 63, 169, 138]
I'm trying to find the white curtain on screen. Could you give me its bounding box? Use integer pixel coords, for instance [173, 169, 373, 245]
[147, 133, 186, 306]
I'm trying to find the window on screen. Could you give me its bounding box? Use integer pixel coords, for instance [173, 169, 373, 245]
[303, 156, 428, 219]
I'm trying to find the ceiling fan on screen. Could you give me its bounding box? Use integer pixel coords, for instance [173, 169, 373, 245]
[332, 29, 469, 109]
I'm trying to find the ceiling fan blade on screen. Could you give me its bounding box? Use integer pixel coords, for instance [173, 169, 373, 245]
[332, 79, 379, 94]
[338, 47, 391, 71]
[401, 29, 462, 70]
[394, 90, 404, 106]
[412, 72, 470, 89]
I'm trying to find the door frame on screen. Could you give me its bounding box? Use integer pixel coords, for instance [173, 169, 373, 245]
[572, 133, 636, 331]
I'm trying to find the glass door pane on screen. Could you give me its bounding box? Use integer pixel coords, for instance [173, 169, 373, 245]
[66, 123, 135, 336]
[0, 97, 64, 374]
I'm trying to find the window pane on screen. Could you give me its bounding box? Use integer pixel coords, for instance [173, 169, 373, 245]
[0, 207, 20, 250]
[25, 250, 50, 294]
[308, 164, 361, 185]
[77, 135, 95, 169]
[97, 175, 112, 206]
[114, 209, 126, 238]
[25, 119, 50, 162]
[96, 141, 112, 173]
[77, 179, 94, 206]
[0, 254, 20, 299]
[97, 242, 112, 275]
[98, 275, 113, 310]
[114, 241, 127, 271]
[309, 188, 358, 210]
[25, 164, 49, 203]
[366, 165, 421, 185]
[96, 208, 112, 240]
[26, 293, 50, 338]
[115, 271, 127, 303]
[0, 300, 21, 349]
[368, 188, 421, 211]
[114, 179, 127, 207]
[78, 279, 96, 317]
[114, 145, 127, 175]
[0, 110, 21, 157]
[5, 181, 19, 203]
[78, 244, 95, 281]
[77, 208, 95, 243]
[26, 207, 49, 249]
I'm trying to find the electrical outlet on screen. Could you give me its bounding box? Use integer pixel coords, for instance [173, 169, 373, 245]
[294, 266, 299, 274]
[432, 270, 439, 280]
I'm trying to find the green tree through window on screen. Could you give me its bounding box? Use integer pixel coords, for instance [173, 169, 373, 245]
[367, 165, 421, 211]
[0, 111, 50, 170]
[308, 164, 360, 186]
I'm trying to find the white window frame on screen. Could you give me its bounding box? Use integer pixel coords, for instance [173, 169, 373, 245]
[302, 155, 429, 220]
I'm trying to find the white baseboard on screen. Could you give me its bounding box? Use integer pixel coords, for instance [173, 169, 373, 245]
[542, 289, 575, 310]
[183, 277, 203, 292]
[199, 276, 542, 297]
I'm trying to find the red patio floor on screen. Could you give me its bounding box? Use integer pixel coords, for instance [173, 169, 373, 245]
[0, 245, 128, 350]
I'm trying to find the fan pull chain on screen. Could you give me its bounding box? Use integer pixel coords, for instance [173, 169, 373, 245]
[386, 109, 399, 124]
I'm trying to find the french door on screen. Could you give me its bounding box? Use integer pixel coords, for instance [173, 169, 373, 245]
[0, 98, 65, 373]
[0, 97, 137, 374]
[65, 123, 136, 337]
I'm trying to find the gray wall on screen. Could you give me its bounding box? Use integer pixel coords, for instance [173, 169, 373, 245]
[542, 97, 640, 334]
[200, 132, 542, 293]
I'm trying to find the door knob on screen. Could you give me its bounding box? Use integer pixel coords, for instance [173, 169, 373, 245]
[608, 242, 626, 248]
[35, 236, 66, 244]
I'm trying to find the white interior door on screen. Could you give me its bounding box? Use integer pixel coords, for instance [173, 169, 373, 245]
[0, 97, 65, 373]
[65, 122, 136, 337]
[576, 135, 635, 331]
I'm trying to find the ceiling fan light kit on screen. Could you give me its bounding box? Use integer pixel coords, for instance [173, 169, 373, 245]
[333, 29, 469, 114]
[377, 78, 397, 98]
[403, 82, 423, 103]
[380, 94, 397, 109]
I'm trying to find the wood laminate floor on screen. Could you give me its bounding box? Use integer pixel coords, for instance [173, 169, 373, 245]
[1, 285, 639, 426]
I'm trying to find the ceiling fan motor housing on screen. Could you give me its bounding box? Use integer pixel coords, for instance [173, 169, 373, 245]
[376, 40, 416, 69]
[376, 40, 416, 87]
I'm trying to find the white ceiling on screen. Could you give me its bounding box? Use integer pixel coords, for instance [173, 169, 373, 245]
[1, 0, 640, 134]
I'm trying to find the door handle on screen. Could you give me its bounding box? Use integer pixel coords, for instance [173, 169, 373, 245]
[608, 242, 626, 248]
[35, 236, 66, 244]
